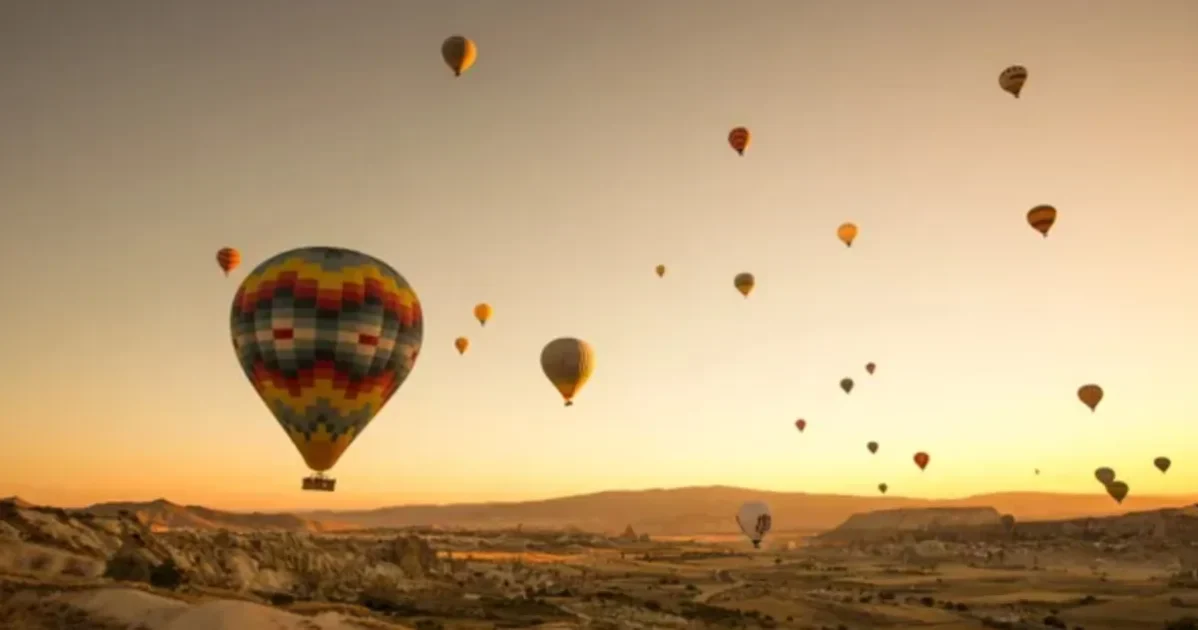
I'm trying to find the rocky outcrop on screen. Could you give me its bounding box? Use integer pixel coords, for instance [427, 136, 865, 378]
[820, 507, 1002, 542]
[619, 525, 638, 541]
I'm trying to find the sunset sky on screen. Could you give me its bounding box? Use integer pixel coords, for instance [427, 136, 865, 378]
[1, 0, 1196, 511]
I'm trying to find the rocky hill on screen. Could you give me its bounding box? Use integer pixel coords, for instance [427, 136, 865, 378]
[82, 498, 338, 533]
[818, 506, 1002, 542]
[301, 486, 1198, 534]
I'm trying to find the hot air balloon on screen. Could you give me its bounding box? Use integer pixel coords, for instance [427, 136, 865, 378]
[1106, 480, 1129, 504]
[865, 362, 876, 375]
[454, 337, 469, 355]
[540, 337, 595, 407]
[728, 126, 750, 156]
[441, 35, 477, 77]
[230, 247, 423, 492]
[1077, 384, 1104, 412]
[867, 441, 878, 454]
[837, 223, 858, 248]
[795, 419, 807, 433]
[999, 514, 1016, 533]
[840, 378, 854, 394]
[999, 65, 1028, 98]
[1027, 205, 1057, 238]
[474, 303, 492, 327]
[655, 264, 666, 278]
[735, 501, 772, 549]
[1094, 467, 1116, 486]
[216, 247, 241, 276]
[878, 483, 888, 495]
[1155, 456, 1172, 473]
[734, 272, 755, 298]
[914, 452, 930, 471]
[1035, 468, 1041, 476]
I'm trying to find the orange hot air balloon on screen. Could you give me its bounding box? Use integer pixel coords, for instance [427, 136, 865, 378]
[728, 127, 751, 156]
[441, 35, 477, 77]
[1077, 384, 1103, 412]
[216, 247, 241, 276]
[454, 337, 469, 355]
[913, 452, 930, 471]
[867, 441, 878, 454]
[837, 223, 858, 247]
[877, 483, 888, 495]
[865, 362, 876, 375]
[795, 419, 806, 433]
[474, 303, 493, 327]
[1026, 205, 1057, 238]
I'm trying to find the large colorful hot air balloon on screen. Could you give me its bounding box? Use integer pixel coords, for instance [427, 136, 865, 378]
[999, 65, 1028, 98]
[1094, 467, 1116, 486]
[795, 419, 807, 433]
[867, 441, 878, 454]
[728, 127, 751, 156]
[1077, 384, 1104, 412]
[1106, 480, 1129, 504]
[734, 272, 755, 297]
[540, 337, 595, 407]
[837, 223, 858, 247]
[840, 378, 854, 394]
[230, 247, 423, 491]
[474, 303, 492, 327]
[914, 452, 930, 471]
[865, 362, 876, 375]
[1155, 456, 1172, 473]
[216, 247, 241, 276]
[1027, 205, 1057, 237]
[877, 483, 888, 495]
[655, 264, 666, 278]
[454, 337, 469, 355]
[441, 35, 477, 77]
[735, 501, 772, 549]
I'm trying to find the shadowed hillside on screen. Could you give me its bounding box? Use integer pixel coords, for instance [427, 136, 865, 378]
[81, 498, 348, 533]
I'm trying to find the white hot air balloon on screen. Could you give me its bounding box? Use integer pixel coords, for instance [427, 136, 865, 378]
[735, 501, 772, 549]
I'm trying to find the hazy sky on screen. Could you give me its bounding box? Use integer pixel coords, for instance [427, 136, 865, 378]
[2, 0, 1196, 510]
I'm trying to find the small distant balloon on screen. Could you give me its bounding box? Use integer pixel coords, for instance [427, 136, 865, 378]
[655, 264, 666, 278]
[1027, 205, 1058, 238]
[1034, 468, 1040, 476]
[1077, 384, 1104, 412]
[441, 35, 477, 77]
[1000, 514, 1016, 532]
[999, 65, 1028, 98]
[840, 378, 854, 394]
[865, 362, 876, 375]
[454, 337, 469, 355]
[1094, 467, 1116, 486]
[795, 419, 807, 433]
[867, 441, 878, 454]
[728, 126, 751, 156]
[734, 272, 756, 298]
[837, 222, 858, 248]
[1106, 480, 1129, 504]
[474, 303, 492, 327]
[735, 501, 772, 549]
[914, 452, 930, 471]
[878, 483, 888, 495]
[1155, 457, 1172, 473]
[216, 247, 241, 276]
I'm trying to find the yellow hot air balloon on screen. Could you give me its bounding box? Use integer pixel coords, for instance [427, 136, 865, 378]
[474, 303, 493, 327]
[734, 272, 755, 298]
[540, 337, 595, 407]
[999, 65, 1028, 98]
[441, 35, 477, 77]
[655, 264, 666, 278]
[837, 222, 858, 247]
[1077, 384, 1103, 412]
[1027, 205, 1057, 238]
[454, 337, 469, 355]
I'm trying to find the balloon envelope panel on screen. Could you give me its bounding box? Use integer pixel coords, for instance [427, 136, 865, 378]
[230, 247, 423, 472]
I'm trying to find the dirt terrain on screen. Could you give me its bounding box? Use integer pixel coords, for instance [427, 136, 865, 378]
[2, 498, 1197, 629]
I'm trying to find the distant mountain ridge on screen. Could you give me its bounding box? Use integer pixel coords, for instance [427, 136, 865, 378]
[9, 486, 1196, 535]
